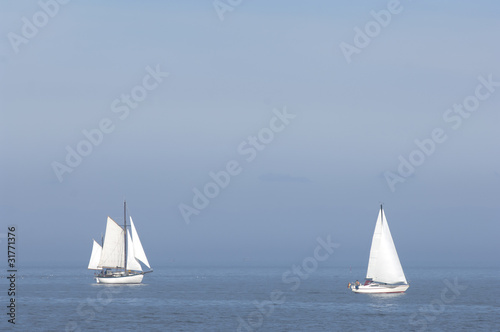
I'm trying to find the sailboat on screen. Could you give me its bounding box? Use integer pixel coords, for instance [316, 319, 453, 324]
[87, 201, 153, 284]
[350, 205, 409, 294]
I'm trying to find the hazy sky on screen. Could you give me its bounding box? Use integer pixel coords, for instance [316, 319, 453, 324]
[1, 1, 499, 269]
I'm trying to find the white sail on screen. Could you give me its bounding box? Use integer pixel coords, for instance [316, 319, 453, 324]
[126, 232, 142, 271]
[98, 217, 125, 269]
[365, 208, 407, 284]
[88, 239, 103, 270]
[366, 210, 383, 280]
[130, 216, 151, 269]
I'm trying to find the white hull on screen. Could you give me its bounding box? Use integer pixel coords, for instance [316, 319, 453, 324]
[351, 283, 409, 294]
[96, 273, 144, 284]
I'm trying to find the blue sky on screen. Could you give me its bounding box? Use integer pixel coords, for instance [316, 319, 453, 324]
[1, 0, 499, 268]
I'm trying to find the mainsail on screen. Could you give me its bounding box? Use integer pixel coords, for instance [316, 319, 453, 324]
[365, 207, 407, 284]
[98, 217, 125, 269]
[88, 240, 103, 270]
[130, 217, 151, 269]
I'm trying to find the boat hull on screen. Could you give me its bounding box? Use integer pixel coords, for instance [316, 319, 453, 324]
[351, 283, 409, 294]
[96, 273, 144, 284]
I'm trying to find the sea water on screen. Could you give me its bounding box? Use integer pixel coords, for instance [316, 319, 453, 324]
[2, 266, 499, 331]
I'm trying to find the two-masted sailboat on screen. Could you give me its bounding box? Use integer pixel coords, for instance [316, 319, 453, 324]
[350, 205, 409, 293]
[88, 201, 152, 284]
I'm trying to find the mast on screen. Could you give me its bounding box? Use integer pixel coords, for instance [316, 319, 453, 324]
[124, 200, 128, 275]
[380, 204, 383, 224]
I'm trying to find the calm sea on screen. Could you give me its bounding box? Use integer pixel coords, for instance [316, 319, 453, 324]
[2, 266, 499, 331]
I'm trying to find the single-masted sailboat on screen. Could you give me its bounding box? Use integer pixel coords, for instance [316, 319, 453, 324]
[350, 205, 409, 293]
[88, 201, 152, 284]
